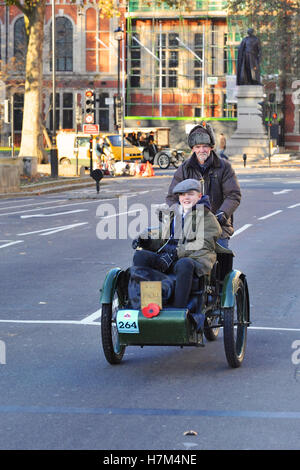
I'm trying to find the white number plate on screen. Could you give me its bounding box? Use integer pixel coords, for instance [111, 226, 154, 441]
[116, 310, 139, 334]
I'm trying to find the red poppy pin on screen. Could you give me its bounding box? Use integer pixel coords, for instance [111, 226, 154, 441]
[142, 303, 161, 318]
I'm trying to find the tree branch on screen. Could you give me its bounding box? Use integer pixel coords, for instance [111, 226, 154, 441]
[6, 0, 30, 16]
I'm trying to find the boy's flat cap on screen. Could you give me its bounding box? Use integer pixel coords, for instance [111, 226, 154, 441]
[172, 178, 204, 194]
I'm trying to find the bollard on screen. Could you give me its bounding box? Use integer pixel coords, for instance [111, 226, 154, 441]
[243, 153, 247, 167]
[90, 169, 103, 194]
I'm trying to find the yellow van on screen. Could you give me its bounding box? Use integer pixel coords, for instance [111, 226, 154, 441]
[101, 133, 143, 162]
[56, 131, 143, 168]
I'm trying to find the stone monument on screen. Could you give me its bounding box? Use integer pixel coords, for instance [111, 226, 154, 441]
[226, 28, 269, 161]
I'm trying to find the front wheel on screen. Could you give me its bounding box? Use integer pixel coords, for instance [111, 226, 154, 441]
[101, 289, 125, 364]
[157, 153, 170, 169]
[223, 278, 249, 368]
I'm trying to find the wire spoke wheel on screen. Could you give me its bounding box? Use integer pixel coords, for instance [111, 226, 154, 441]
[101, 288, 125, 364]
[223, 278, 249, 368]
[157, 153, 170, 169]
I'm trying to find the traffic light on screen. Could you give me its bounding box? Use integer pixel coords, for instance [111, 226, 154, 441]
[84, 89, 95, 124]
[272, 112, 278, 121]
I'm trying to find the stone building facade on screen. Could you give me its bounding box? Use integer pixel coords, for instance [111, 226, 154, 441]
[0, 0, 299, 152]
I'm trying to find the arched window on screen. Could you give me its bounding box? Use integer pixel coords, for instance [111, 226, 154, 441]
[50, 17, 73, 71]
[14, 17, 27, 70]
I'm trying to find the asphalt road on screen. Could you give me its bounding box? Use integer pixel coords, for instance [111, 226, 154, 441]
[0, 167, 300, 451]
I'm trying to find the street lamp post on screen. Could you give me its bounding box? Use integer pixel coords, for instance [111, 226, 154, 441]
[114, 26, 124, 162]
[50, 0, 58, 178]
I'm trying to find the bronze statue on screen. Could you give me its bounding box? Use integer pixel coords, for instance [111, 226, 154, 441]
[237, 28, 262, 85]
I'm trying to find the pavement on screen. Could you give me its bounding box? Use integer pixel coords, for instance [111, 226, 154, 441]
[1, 155, 300, 200]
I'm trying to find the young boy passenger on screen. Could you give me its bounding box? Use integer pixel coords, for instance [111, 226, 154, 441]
[132, 178, 222, 309]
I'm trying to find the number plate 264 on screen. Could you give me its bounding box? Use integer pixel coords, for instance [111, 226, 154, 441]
[116, 310, 139, 334]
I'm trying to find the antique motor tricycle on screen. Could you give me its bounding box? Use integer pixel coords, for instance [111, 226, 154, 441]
[100, 246, 250, 369]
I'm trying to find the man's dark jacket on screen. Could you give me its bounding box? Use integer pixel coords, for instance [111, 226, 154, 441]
[166, 151, 241, 238]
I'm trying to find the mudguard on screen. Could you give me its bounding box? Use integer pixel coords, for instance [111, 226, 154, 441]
[221, 269, 250, 314]
[100, 267, 122, 304]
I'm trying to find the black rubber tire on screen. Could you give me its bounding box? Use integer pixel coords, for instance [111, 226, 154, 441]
[157, 153, 170, 169]
[223, 278, 248, 368]
[204, 315, 220, 341]
[101, 289, 125, 364]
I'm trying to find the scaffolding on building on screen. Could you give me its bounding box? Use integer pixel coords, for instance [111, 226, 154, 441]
[125, 1, 239, 119]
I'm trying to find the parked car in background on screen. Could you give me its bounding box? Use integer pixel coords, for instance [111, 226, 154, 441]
[124, 126, 186, 168]
[56, 131, 143, 169]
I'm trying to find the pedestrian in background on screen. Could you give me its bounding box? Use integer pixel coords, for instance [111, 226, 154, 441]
[219, 132, 228, 160]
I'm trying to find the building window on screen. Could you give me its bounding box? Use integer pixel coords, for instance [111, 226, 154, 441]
[49, 93, 60, 131]
[130, 33, 141, 88]
[62, 93, 73, 128]
[224, 31, 240, 75]
[211, 24, 218, 75]
[194, 33, 203, 88]
[14, 17, 27, 71]
[50, 17, 73, 72]
[156, 33, 178, 88]
[13, 93, 24, 131]
[97, 93, 109, 131]
[223, 32, 228, 74]
[49, 92, 74, 130]
[222, 93, 237, 118]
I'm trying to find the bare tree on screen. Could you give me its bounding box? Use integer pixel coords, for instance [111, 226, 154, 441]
[6, 0, 47, 163]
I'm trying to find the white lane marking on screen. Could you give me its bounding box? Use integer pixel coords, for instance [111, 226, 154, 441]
[258, 210, 282, 220]
[0, 319, 300, 333]
[0, 199, 66, 211]
[0, 199, 111, 217]
[18, 222, 88, 236]
[0, 319, 100, 325]
[231, 224, 252, 238]
[80, 309, 102, 324]
[0, 240, 24, 249]
[20, 209, 88, 219]
[288, 203, 300, 209]
[98, 208, 143, 220]
[249, 326, 300, 332]
[273, 189, 293, 195]
[0, 198, 35, 205]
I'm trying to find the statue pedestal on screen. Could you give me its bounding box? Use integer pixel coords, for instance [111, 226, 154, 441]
[226, 85, 269, 161]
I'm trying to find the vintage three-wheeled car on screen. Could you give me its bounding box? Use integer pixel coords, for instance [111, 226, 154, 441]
[100, 246, 250, 368]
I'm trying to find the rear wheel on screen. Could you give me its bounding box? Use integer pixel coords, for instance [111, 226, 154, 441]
[101, 288, 125, 364]
[204, 314, 220, 341]
[223, 278, 248, 368]
[157, 153, 170, 169]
